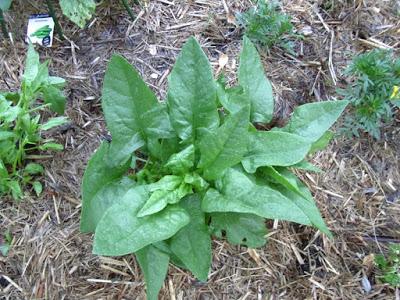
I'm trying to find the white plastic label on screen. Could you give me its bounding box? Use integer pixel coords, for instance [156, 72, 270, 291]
[26, 14, 54, 47]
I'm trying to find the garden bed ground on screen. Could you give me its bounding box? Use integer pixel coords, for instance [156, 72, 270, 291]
[1, 0, 400, 299]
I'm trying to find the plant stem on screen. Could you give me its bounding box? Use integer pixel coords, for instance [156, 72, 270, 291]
[45, 0, 64, 40]
[121, 0, 136, 21]
[0, 8, 8, 39]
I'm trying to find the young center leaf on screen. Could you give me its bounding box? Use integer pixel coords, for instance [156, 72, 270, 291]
[239, 36, 274, 123]
[170, 195, 211, 282]
[93, 186, 190, 256]
[241, 131, 311, 173]
[167, 37, 219, 142]
[102, 55, 173, 166]
[136, 245, 170, 300]
[278, 100, 348, 143]
[198, 104, 250, 180]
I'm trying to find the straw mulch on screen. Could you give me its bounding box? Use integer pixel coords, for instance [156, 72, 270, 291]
[1, 0, 399, 299]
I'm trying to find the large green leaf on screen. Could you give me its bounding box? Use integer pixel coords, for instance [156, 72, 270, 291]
[278, 100, 348, 143]
[136, 245, 170, 300]
[102, 55, 173, 166]
[271, 170, 332, 237]
[239, 36, 274, 123]
[202, 168, 325, 229]
[167, 37, 219, 142]
[198, 105, 249, 180]
[59, 0, 96, 28]
[210, 212, 267, 248]
[0, 0, 12, 11]
[170, 195, 211, 281]
[80, 142, 131, 233]
[242, 131, 311, 173]
[93, 187, 190, 256]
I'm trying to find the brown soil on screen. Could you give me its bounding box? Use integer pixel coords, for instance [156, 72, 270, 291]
[1, 0, 399, 299]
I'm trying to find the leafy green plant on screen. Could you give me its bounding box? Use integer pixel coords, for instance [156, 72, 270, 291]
[340, 49, 400, 139]
[236, 0, 299, 53]
[0, 230, 12, 256]
[375, 244, 400, 287]
[80, 36, 347, 299]
[0, 44, 67, 200]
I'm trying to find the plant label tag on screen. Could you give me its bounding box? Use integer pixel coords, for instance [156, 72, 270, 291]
[26, 14, 55, 47]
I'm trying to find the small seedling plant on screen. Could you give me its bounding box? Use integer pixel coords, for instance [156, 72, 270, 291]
[375, 244, 400, 287]
[236, 0, 299, 54]
[341, 49, 400, 139]
[0, 45, 67, 200]
[80, 36, 348, 299]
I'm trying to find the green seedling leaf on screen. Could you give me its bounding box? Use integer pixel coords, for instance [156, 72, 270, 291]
[167, 37, 219, 142]
[279, 100, 348, 143]
[59, 0, 96, 28]
[24, 163, 44, 175]
[170, 195, 211, 281]
[198, 105, 250, 180]
[40, 116, 68, 131]
[41, 85, 66, 114]
[39, 142, 63, 151]
[239, 36, 274, 123]
[242, 131, 311, 173]
[80, 142, 132, 233]
[8, 180, 23, 200]
[32, 181, 43, 196]
[93, 186, 190, 256]
[102, 55, 173, 166]
[136, 245, 170, 300]
[210, 212, 267, 248]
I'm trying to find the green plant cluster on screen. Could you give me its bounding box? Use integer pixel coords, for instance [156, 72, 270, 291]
[375, 244, 400, 287]
[0, 45, 67, 200]
[80, 36, 347, 299]
[341, 49, 400, 139]
[236, 0, 299, 53]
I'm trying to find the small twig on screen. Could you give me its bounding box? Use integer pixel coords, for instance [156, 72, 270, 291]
[45, 0, 64, 40]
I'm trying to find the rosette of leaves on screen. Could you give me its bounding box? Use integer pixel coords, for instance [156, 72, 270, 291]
[80, 36, 348, 299]
[0, 44, 67, 200]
